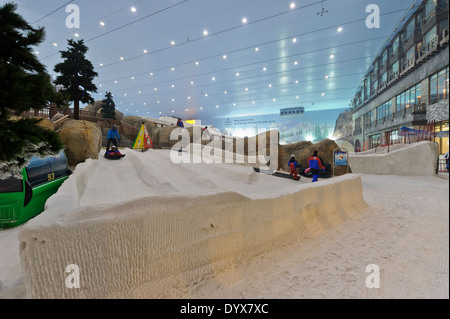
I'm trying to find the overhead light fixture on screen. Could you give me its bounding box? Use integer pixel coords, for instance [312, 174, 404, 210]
[131, 7, 137, 13]
[99, 21, 105, 26]
[143, 50, 148, 54]
[330, 54, 335, 59]
[203, 30, 208, 36]
[337, 27, 343, 32]
[290, 2, 296, 9]
[236, 72, 240, 76]
[242, 17, 248, 24]
[120, 57, 124, 60]
[223, 55, 227, 59]
[170, 41, 175, 45]
[74, 33, 79, 37]
[292, 38, 297, 43]
[255, 47, 259, 52]
[52, 42, 58, 47]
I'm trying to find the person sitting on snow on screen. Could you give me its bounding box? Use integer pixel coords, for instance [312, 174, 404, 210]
[106, 146, 125, 158]
[308, 150, 325, 183]
[176, 118, 184, 128]
[288, 155, 300, 180]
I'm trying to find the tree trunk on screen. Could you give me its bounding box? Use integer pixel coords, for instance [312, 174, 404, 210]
[74, 99, 80, 120]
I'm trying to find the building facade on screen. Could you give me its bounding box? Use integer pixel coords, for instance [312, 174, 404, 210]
[351, 0, 449, 155]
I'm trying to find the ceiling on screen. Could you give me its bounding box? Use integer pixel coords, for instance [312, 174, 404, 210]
[11, 0, 415, 127]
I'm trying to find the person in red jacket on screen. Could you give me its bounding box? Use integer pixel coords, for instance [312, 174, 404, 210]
[288, 155, 300, 180]
[308, 150, 325, 182]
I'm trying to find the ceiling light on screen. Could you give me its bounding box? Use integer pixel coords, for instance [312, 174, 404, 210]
[187, 96, 191, 99]
[203, 30, 208, 36]
[224, 91, 228, 94]
[138, 91, 142, 94]
[325, 75, 329, 79]
[290, 2, 296, 9]
[294, 61, 298, 65]
[223, 55, 227, 59]
[124, 94, 127, 96]
[295, 80, 299, 84]
[74, 33, 79, 37]
[150, 72, 154, 76]
[99, 63, 103, 66]
[154, 88, 158, 91]
[322, 93, 325, 96]
[172, 99, 175, 102]
[171, 67, 175, 71]
[143, 50, 148, 54]
[242, 17, 247, 24]
[212, 77, 215, 81]
[268, 84, 272, 87]
[131, 7, 137, 13]
[273, 98, 276, 102]
[170, 41, 175, 45]
[245, 88, 249, 91]
[200, 107, 203, 110]
[216, 105, 219, 108]
[195, 61, 199, 65]
[330, 54, 335, 59]
[236, 72, 240, 76]
[190, 81, 194, 85]
[204, 93, 208, 97]
[292, 38, 297, 43]
[186, 108, 188, 112]
[296, 96, 299, 99]
[131, 77, 134, 80]
[53, 42, 58, 46]
[100, 21, 105, 26]
[120, 57, 124, 60]
[114, 81, 118, 84]
[233, 103, 236, 106]
[171, 84, 175, 88]
[255, 47, 259, 52]
[337, 27, 343, 32]
[263, 67, 267, 71]
[252, 101, 255, 104]
[35, 51, 39, 54]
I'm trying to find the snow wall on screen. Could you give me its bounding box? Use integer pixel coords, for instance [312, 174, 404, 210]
[348, 141, 439, 176]
[19, 174, 366, 299]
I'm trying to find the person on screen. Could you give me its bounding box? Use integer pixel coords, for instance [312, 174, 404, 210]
[445, 152, 449, 173]
[308, 150, 326, 183]
[176, 118, 184, 128]
[288, 154, 300, 180]
[107, 124, 120, 151]
[105, 146, 125, 158]
[203, 126, 210, 139]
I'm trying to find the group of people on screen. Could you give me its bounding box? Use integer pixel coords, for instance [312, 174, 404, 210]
[288, 150, 326, 183]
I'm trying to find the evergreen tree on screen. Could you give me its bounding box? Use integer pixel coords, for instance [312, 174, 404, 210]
[54, 39, 98, 120]
[101, 92, 116, 120]
[323, 124, 329, 140]
[0, 3, 65, 178]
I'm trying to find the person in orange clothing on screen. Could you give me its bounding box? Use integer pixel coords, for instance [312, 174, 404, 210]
[288, 155, 300, 180]
[308, 150, 325, 182]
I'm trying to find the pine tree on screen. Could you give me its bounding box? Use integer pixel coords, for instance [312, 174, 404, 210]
[54, 39, 98, 120]
[0, 3, 65, 178]
[101, 92, 116, 120]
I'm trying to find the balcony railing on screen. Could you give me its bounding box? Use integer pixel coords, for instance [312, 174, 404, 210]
[400, 56, 415, 75]
[417, 37, 438, 63]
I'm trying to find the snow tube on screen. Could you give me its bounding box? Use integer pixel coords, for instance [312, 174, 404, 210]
[104, 153, 124, 160]
[299, 164, 332, 178]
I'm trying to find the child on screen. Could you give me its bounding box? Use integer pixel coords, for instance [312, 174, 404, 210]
[288, 155, 300, 180]
[308, 150, 325, 183]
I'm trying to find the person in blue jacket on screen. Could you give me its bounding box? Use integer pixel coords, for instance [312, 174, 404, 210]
[106, 124, 120, 151]
[308, 150, 326, 183]
[176, 118, 184, 128]
[288, 155, 300, 180]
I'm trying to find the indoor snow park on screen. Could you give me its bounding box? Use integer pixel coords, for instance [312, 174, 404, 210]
[0, 0, 449, 304]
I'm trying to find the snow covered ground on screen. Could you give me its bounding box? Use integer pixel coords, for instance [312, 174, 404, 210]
[0, 146, 448, 299]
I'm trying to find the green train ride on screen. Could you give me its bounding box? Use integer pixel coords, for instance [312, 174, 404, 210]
[0, 150, 72, 228]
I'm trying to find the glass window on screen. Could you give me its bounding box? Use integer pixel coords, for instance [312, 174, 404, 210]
[438, 69, 447, 101]
[25, 151, 69, 188]
[416, 83, 422, 106]
[425, 26, 437, 46]
[425, 0, 437, 17]
[382, 72, 387, 83]
[393, 61, 399, 74]
[392, 37, 399, 53]
[0, 176, 23, 193]
[406, 47, 415, 61]
[430, 73, 438, 104]
[406, 19, 415, 39]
